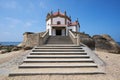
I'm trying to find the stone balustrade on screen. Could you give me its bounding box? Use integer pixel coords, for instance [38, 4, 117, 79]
[38, 30, 49, 46]
[68, 30, 80, 46]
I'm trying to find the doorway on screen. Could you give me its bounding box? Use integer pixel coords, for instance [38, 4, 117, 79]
[56, 29, 61, 35]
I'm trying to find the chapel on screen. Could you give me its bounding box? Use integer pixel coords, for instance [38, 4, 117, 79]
[46, 10, 80, 36]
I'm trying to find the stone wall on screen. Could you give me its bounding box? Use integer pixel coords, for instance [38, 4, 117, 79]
[18, 32, 45, 47]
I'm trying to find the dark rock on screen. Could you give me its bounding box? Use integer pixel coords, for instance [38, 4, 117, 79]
[73, 32, 95, 50]
[0, 50, 8, 54]
[12, 46, 22, 51]
[80, 38, 95, 50]
[93, 34, 120, 53]
[23, 46, 33, 50]
[0, 45, 17, 53]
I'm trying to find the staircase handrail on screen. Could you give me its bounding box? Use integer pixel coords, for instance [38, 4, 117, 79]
[42, 29, 49, 38]
[69, 30, 76, 38]
[38, 30, 49, 46]
[68, 30, 77, 44]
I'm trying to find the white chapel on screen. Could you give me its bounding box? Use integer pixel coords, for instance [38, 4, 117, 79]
[46, 10, 80, 36]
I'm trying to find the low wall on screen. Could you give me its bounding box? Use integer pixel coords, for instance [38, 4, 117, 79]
[18, 32, 45, 47]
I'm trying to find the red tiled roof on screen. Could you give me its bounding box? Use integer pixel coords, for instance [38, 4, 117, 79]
[52, 12, 65, 16]
[46, 11, 71, 21]
[69, 22, 78, 26]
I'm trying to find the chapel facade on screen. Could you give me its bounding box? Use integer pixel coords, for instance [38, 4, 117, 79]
[46, 10, 80, 36]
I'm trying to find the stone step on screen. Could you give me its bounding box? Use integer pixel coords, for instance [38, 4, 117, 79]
[23, 59, 94, 63]
[32, 49, 85, 52]
[9, 68, 103, 76]
[19, 63, 97, 68]
[34, 47, 83, 49]
[43, 44, 79, 47]
[45, 36, 73, 44]
[30, 52, 87, 55]
[27, 55, 90, 58]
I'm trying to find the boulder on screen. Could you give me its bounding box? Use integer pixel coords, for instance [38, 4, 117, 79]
[93, 34, 120, 53]
[0, 49, 8, 54]
[11, 46, 22, 51]
[23, 46, 33, 50]
[72, 32, 95, 50]
[80, 38, 95, 50]
[78, 32, 95, 50]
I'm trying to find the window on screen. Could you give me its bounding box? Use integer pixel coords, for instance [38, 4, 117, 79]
[57, 21, 61, 25]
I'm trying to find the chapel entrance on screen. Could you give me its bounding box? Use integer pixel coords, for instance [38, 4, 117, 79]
[56, 29, 62, 35]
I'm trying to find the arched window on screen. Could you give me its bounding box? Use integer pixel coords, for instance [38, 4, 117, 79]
[57, 21, 61, 25]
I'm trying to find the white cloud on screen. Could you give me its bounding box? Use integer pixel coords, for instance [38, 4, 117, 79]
[24, 22, 32, 27]
[4, 17, 38, 28]
[4, 17, 21, 28]
[0, 1, 19, 9]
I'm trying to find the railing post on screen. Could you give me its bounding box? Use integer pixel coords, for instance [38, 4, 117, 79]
[77, 33, 80, 46]
[37, 33, 40, 46]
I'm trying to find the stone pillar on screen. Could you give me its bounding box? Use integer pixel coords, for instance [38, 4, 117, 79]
[77, 34, 80, 46]
[37, 33, 44, 46]
[37, 33, 40, 46]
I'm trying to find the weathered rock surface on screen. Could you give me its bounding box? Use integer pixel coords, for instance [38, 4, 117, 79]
[11, 46, 22, 51]
[93, 34, 120, 53]
[0, 45, 16, 53]
[73, 32, 95, 50]
[19, 31, 120, 54]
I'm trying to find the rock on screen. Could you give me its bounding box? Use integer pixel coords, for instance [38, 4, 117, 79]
[12, 46, 22, 51]
[74, 32, 95, 50]
[23, 46, 33, 50]
[93, 34, 120, 53]
[0, 45, 16, 53]
[0, 49, 8, 54]
[80, 38, 95, 50]
[17, 42, 24, 47]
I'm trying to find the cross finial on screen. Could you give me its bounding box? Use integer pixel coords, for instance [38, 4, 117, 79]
[51, 10, 53, 15]
[64, 11, 66, 15]
[58, 9, 60, 12]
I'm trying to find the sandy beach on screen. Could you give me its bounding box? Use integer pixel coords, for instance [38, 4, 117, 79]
[0, 50, 120, 80]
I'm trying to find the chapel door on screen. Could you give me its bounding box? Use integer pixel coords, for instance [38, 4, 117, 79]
[56, 29, 62, 35]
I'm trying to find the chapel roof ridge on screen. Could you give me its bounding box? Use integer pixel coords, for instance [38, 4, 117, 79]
[46, 9, 71, 21]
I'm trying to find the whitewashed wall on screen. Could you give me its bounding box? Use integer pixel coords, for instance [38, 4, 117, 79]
[67, 26, 76, 31]
[46, 16, 79, 36]
[46, 19, 52, 35]
[53, 17, 65, 24]
[77, 25, 80, 32]
[67, 20, 70, 25]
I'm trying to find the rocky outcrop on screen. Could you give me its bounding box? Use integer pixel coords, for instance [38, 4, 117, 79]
[93, 34, 120, 53]
[73, 32, 95, 50]
[0, 45, 22, 54]
[19, 31, 120, 54]
[73, 32, 120, 53]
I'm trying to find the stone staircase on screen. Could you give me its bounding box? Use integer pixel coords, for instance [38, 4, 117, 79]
[9, 36, 105, 76]
[45, 36, 73, 44]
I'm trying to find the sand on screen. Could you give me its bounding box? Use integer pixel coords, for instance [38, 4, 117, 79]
[0, 50, 120, 80]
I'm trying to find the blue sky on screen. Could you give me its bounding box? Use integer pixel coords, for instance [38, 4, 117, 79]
[0, 0, 120, 42]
